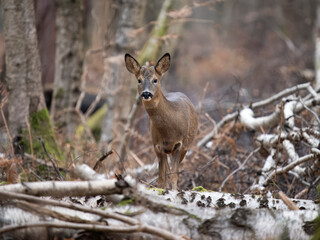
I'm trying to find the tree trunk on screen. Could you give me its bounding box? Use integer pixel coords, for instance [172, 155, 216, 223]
[86, 0, 109, 50]
[2, 0, 46, 137]
[138, 0, 174, 64]
[2, 0, 61, 160]
[99, 0, 147, 150]
[51, 0, 84, 140]
[314, 0, 320, 90]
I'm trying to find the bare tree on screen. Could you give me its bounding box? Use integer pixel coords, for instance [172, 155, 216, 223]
[2, 0, 61, 158]
[99, 0, 147, 150]
[2, 0, 45, 137]
[51, 0, 84, 140]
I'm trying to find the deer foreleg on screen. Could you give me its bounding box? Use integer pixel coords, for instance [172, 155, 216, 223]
[171, 145, 187, 190]
[156, 150, 170, 189]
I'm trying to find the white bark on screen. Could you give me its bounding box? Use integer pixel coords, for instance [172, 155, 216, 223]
[253, 128, 320, 189]
[282, 140, 304, 175]
[302, 131, 320, 147]
[198, 83, 312, 148]
[241, 96, 320, 131]
[0, 178, 318, 240]
[261, 153, 316, 186]
[283, 100, 296, 129]
[240, 107, 281, 130]
[0, 179, 122, 197]
[229, 84, 320, 189]
[261, 149, 276, 172]
[256, 133, 286, 149]
[73, 164, 107, 181]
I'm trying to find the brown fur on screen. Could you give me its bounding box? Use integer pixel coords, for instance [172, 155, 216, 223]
[125, 53, 198, 189]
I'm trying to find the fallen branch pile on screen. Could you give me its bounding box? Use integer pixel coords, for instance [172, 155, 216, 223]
[197, 82, 320, 194]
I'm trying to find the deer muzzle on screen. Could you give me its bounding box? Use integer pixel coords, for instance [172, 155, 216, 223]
[141, 91, 153, 101]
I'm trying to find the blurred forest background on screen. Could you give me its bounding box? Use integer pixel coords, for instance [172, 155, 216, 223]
[0, 0, 319, 200]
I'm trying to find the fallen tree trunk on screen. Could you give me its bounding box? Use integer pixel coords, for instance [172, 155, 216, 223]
[0, 173, 318, 240]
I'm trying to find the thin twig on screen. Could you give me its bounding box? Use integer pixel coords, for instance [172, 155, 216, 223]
[75, 108, 96, 143]
[93, 150, 114, 171]
[1, 108, 14, 156]
[24, 153, 66, 171]
[306, 128, 320, 139]
[299, 97, 320, 125]
[75, 91, 85, 111]
[288, 171, 310, 187]
[278, 191, 298, 210]
[199, 156, 218, 171]
[128, 150, 144, 167]
[85, 91, 103, 118]
[306, 85, 318, 98]
[25, 116, 34, 167]
[197, 111, 238, 148]
[139, 179, 157, 188]
[263, 153, 316, 185]
[15, 200, 101, 224]
[30, 170, 45, 181]
[312, 174, 320, 186]
[251, 83, 311, 109]
[294, 188, 308, 199]
[198, 81, 210, 113]
[274, 102, 284, 197]
[0, 221, 141, 235]
[39, 137, 64, 181]
[219, 148, 259, 192]
[119, 95, 141, 162]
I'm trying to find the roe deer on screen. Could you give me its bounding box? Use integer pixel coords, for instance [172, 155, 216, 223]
[125, 53, 198, 189]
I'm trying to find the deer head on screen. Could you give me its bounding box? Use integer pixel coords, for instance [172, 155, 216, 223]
[125, 53, 170, 101]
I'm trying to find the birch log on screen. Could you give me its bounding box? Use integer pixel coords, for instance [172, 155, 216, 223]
[0, 179, 124, 197]
[0, 179, 318, 240]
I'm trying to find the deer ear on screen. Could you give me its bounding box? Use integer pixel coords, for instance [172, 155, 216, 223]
[155, 53, 170, 75]
[125, 53, 141, 75]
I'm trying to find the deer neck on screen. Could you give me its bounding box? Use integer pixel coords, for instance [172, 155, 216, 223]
[143, 90, 170, 121]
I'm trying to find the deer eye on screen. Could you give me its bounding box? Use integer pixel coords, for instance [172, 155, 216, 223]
[153, 79, 158, 84]
[138, 79, 142, 84]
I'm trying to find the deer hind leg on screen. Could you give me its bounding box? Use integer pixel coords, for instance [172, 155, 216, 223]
[156, 149, 170, 189]
[171, 143, 187, 190]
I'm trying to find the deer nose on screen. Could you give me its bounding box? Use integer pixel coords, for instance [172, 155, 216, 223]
[141, 91, 153, 100]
